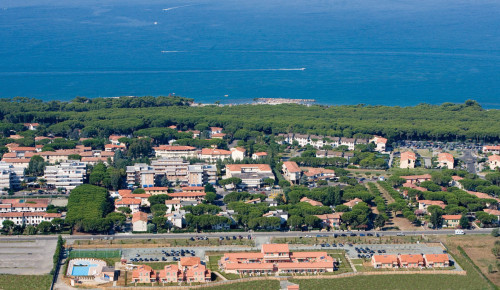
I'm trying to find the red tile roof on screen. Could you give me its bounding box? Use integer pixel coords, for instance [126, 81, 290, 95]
[442, 215, 462, 220]
[488, 155, 500, 162]
[226, 164, 272, 172]
[424, 254, 449, 264]
[201, 148, 231, 155]
[372, 254, 398, 264]
[132, 211, 148, 223]
[180, 257, 201, 267]
[283, 161, 301, 173]
[153, 145, 196, 151]
[261, 244, 289, 253]
[115, 198, 141, 205]
[398, 254, 424, 264]
[438, 153, 454, 163]
[400, 151, 416, 161]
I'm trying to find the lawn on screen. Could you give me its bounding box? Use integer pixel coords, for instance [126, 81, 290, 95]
[207, 255, 241, 280]
[203, 280, 280, 290]
[68, 249, 121, 266]
[141, 261, 177, 270]
[0, 274, 52, 290]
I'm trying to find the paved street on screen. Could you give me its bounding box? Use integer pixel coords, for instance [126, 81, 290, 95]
[461, 149, 477, 174]
[1, 228, 494, 242]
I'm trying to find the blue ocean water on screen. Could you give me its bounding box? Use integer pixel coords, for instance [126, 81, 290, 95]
[0, 0, 499, 107]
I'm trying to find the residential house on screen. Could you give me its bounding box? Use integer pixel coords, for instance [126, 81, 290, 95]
[300, 197, 323, 207]
[371, 136, 388, 152]
[418, 200, 446, 213]
[400, 174, 432, 184]
[230, 147, 246, 161]
[115, 198, 141, 213]
[165, 200, 182, 213]
[400, 151, 417, 169]
[488, 155, 500, 170]
[0, 212, 62, 228]
[109, 135, 127, 145]
[252, 152, 268, 160]
[442, 215, 461, 228]
[0, 162, 25, 189]
[132, 211, 148, 232]
[132, 265, 157, 283]
[294, 134, 310, 147]
[343, 198, 363, 209]
[423, 254, 450, 268]
[437, 153, 454, 169]
[166, 210, 185, 228]
[144, 187, 169, 195]
[263, 210, 288, 224]
[210, 127, 223, 135]
[156, 257, 211, 283]
[282, 161, 301, 184]
[340, 138, 356, 150]
[483, 145, 500, 154]
[397, 254, 424, 268]
[300, 167, 335, 182]
[371, 255, 398, 268]
[168, 191, 206, 202]
[315, 213, 342, 229]
[105, 143, 126, 152]
[219, 244, 335, 275]
[484, 209, 500, 224]
[0, 198, 49, 213]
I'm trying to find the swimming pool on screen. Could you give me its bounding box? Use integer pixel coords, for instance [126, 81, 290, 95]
[71, 263, 97, 276]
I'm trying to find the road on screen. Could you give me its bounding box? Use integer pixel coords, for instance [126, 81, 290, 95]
[2, 228, 494, 242]
[461, 149, 477, 174]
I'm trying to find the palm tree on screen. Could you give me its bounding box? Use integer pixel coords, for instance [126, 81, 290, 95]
[37, 178, 47, 189]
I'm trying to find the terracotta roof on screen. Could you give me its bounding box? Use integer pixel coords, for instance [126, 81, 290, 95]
[315, 213, 342, 220]
[211, 133, 226, 138]
[118, 189, 132, 196]
[165, 200, 181, 205]
[10, 147, 37, 152]
[144, 187, 169, 191]
[424, 254, 449, 263]
[372, 255, 398, 264]
[374, 136, 387, 144]
[1, 152, 17, 158]
[301, 167, 335, 177]
[115, 198, 141, 205]
[466, 191, 500, 202]
[278, 261, 333, 269]
[452, 176, 463, 181]
[109, 135, 126, 141]
[226, 164, 272, 172]
[201, 148, 231, 155]
[483, 145, 500, 150]
[224, 263, 274, 270]
[290, 251, 329, 258]
[168, 192, 206, 198]
[418, 200, 446, 208]
[223, 252, 264, 260]
[180, 257, 201, 267]
[484, 209, 500, 216]
[442, 215, 462, 220]
[438, 153, 454, 163]
[132, 211, 148, 223]
[400, 151, 416, 161]
[488, 155, 500, 162]
[153, 145, 196, 151]
[300, 197, 324, 206]
[261, 244, 289, 253]
[105, 144, 126, 149]
[233, 147, 246, 152]
[210, 127, 223, 131]
[283, 161, 301, 173]
[254, 152, 268, 156]
[343, 198, 363, 208]
[2, 158, 30, 163]
[181, 186, 205, 192]
[81, 157, 109, 162]
[398, 254, 424, 264]
[402, 182, 428, 192]
[400, 174, 432, 180]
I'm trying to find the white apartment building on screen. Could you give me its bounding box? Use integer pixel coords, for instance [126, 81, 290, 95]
[44, 162, 86, 190]
[230, 147, 246, 161]
[225, 164, 274, 188]
[151, 158, 189, 184]
[126, 163, 155, 188]
[153, 145, 198, 159]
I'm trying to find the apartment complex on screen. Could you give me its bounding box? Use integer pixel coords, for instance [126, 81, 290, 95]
[225, 164, 274, 188]
[126, 163, 155, 188]
[187, 164, 217, 186]
[132, 257, 211, 283]
[44, 162, 87, 190]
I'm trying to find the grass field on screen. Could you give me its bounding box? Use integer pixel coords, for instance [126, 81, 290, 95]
[141, 261, 176, 270]
[68, 249, 121, 266]
[73, 237, 254, 248]
[0, 274, 52, 290]
[203, 280, 280, 290]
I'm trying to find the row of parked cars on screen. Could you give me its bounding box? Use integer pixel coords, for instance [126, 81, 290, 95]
[217, 235, 252, 241]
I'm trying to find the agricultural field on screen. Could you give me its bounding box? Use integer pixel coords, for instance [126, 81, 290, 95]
[0, 274, 52, 290]
[203, 280, 281, 290]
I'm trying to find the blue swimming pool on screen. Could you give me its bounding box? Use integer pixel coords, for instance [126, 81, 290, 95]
[71, 263, 97, 276]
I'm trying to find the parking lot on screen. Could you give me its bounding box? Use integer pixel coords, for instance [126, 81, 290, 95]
[123, 247, 204, 263]
[0, 239, 57, 275]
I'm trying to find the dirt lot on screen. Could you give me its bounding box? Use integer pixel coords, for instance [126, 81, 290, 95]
[443, 235, 499, 286]
[0, 240, 56, 275]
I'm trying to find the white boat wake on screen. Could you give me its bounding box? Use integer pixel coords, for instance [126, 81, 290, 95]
[163, 5, 192, 11]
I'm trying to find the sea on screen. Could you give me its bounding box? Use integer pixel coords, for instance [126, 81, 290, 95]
[0, 0, 499, 107]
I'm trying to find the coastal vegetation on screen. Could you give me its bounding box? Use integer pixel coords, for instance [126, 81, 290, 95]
[0, 97, 499, 144]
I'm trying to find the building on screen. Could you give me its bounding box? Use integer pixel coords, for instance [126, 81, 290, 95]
[165, 200, 182, 213]
[442, 215, 461, 228]
[126, 164, 155, 188]
[423, 254, 450, 268]
[437, 153, 454, 169]
[340, 138, 356, 150]
[153, 145, 198, 159]
[398, 254, 424, 268]
[144, 187, 169, 195]
[219, 244, 335, 275]
[282, 161, 301, 184]
[168, 191, 206, 202]
[187, 164, 217, 186]
[165, 211, 185, 228]
[200, 148, 231, 162]
[44, 162, 86, 190]
[315, 213, 342, 229]
[418, 200, 446, 213]
[0, 162, 25, 189]
[230, 147, 246, 161]
[0, 198, 49, 213]
[484, 209, 500, 224]
[132, 211, 148, 232]
[151, 158, 189, 184]
[300, 197, 323, 207]
[105, 143, 126, 152]
[371, 255, 398, 268]
[225, 164, 274, 188]
[343, 198, 363, 209]
[252, 152, 268, 160]
[488, 155, 500, 170]
[315, 150, 343, 158]
[263, 210, 288, 224]
[371, 136, 388, 152]
[24, 123, 39, 130]
[483, 145, 500, 154]
[0, 212, 62, 228]
[300, 167, 335, 182]
[115, 198, 141, 213]
[132, 265, 157, 283]
[109, 135, 127, 145]
[400, 151, 416, 169]
[400, 174, 432, 184]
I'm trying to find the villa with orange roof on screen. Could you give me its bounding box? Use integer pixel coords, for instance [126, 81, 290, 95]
[442, 215, 462, 228]
[400, 151, 416, 169]
[219, 244, 335, 275]
[418, 200, 446, 213]
[300, 197, 323, 207]
[400, 174, 432, 184]
[230, 147, 246, 161]
[398, 254, 424, 268]
[488, 155, 500, 170]
[132, 211, 148, 232]
[109, 135, 127, 145]
[300, 167, 335, 182]
[225, 164, 274, 188]
[115, 198, 141, 213]
[133, 257, 211, 283]
[282, 161, 301, 184]
[315, 213, 343, 229]
[105, 143, 126, 152]
[423, 254, 450, 268]
[371, 254, 398, 268]
[168, 191, 206, 202]
[371, 136, 388, 152]
[343, 198, 363, 209]
[252, 152, 268, 160]
[437, 153, 454, 169]
[484, 209, 500, 224]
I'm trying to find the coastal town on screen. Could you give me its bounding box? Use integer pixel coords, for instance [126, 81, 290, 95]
[0, 105, 498, 289]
